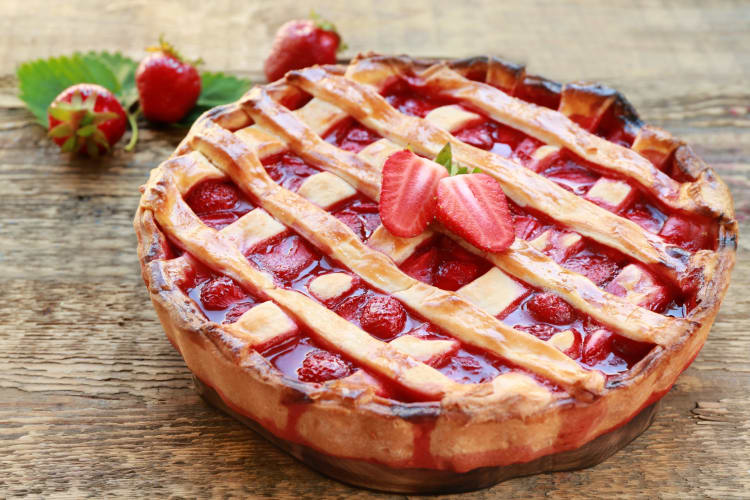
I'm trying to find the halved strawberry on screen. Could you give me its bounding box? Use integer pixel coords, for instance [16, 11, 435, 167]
[379, 150, 448, 237]
[436, 174, 515, 252]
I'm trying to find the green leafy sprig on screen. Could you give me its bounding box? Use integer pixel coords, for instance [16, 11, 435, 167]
[434, 143, 481, 176]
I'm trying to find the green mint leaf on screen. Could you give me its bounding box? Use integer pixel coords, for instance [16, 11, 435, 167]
[17, 51, 137, 125]
[176, 71, 251, 127]
[433, 141, 479, 176]
[434, 143, 453, 172]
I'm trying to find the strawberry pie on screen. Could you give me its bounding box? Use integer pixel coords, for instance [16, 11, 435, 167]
[135, 54, 736, 493]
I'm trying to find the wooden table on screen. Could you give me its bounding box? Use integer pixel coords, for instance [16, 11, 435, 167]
[1, 1, 748, 498]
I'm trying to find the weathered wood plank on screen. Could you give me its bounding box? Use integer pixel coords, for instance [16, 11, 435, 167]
[0, 0, 748, 498]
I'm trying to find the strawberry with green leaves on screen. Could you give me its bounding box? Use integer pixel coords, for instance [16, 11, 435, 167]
[263, 13, 346, 82]
[47, 83, 127, 157]
[19, 45, 251, 157]
[379, 143, 515, 253]
[136, 37, 202, 123]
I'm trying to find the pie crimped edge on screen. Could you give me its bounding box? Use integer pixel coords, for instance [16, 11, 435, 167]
[134, 54, 737, 482]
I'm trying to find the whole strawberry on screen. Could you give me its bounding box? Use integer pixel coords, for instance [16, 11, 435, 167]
[263, 14, 345, 82]
[47, 83, 127, 157]
[136, 37, 202, 123]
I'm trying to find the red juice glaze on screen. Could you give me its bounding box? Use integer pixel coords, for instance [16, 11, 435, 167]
[262, 151, 322, 192]
[323, 117, 382, 153]
[175, 96, 701, 401]
[252, 133, 670, 379]
[330, 195, 382, 241]
[381, 79, 459, 118]
[176, 256, 261, 324]
[243, 228, 540, 389]
[400, 235, 493, 291]
[595, 104, 637, 147]
[184, 179, 257, 230]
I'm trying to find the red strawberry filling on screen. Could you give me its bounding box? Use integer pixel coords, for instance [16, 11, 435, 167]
[169, 75, 718, 399]
[526, 293, 576, 325]
[298, 350, 353, 383]
[325, 118, 381, 153]
[332, 198, 382, 241]
[184, 179, 255, 229]
[659, 214, 716, 252]
[434, 260, 484, 291]
[186, 180, 239, 213]
[382, 80, 456, 118]
[563, 254, 622, 286]
[252, 235, 317, 282]
[399, 235, 492, 290]
[360, 296, 408, 340]
[199, 276, 247, 310]
[263, 152, 322, 192]
[401, 247, 439, 283]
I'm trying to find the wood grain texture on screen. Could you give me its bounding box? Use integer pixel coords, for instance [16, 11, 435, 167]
[0, 0, 748, 498]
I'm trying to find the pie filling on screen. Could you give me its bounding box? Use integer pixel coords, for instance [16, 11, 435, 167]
[165, 78, 710, 404]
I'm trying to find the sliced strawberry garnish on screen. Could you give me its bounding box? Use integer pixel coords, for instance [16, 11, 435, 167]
[380, 150, 448, 238]
[359, 296, 407, 340]
[436, 173, 515, 252]
[297, 350, 352, 383]
[200, 276, 247, 310]
[526, 292, 576, 325]
[434, 260, 483, 291]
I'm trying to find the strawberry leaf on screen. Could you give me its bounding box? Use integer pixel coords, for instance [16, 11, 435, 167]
[17, 51, 136, 125]
[176, 71, 251, 126]
[88, 51, 139, 109]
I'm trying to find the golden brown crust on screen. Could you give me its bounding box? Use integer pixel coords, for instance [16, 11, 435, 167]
[134, 54, 736, 472]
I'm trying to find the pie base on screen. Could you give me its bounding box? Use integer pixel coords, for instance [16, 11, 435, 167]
[193, 375, 660, 494]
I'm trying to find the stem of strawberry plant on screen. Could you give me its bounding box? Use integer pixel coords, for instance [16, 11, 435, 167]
[124, 108, 140, 152]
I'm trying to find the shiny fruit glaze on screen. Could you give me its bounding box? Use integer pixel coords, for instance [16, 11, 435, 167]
[400, 235, 492, 291]
[324, 117, 381, 153]
[171, 79, 715, 401]
[184, 179, 256, 230]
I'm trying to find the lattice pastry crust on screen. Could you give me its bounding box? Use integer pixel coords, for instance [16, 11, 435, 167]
[135, 54, 736, 473]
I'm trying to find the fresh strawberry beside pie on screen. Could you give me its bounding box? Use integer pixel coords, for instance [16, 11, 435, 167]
[135, 54, 736, 493]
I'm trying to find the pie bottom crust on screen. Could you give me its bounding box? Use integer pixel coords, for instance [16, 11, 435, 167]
[193, 375, 659, 493]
